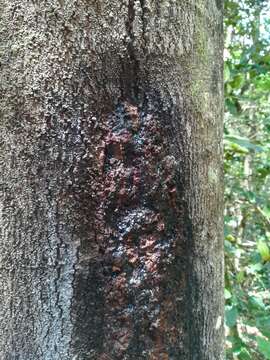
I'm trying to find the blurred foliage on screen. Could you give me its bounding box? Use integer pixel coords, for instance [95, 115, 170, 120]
[224, 0, 270, 359]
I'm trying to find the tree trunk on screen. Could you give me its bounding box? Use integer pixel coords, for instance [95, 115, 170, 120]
[0, 1, 224, 359]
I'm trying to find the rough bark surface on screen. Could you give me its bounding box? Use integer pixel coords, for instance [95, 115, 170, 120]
[0, 1, 223, 359]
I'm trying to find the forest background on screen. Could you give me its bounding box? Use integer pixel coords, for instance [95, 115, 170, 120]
[224, 0, 270, 358]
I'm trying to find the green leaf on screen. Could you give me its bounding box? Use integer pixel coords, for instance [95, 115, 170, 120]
[226, 234, 236, 243]
[225, 306, 238, 327]
[225, 288, 232, 300]
[238, 347, 252, 360]
[225, 135, 264, 152]
[257, 337, 270, 359]
[243, 190, 256, 203]
[230, 73, 245, 89]
[261, 207, 270, 220]
[246, 263, 263, 274]
[229, 142, 249, 154]
[224, 63, 231, 82]
[257, 241, 270, 262]
[236, 271, 245, 284]
[256, 317, 270, 338]
[248, 296, 265, 310]
[225, 98, 239, 115]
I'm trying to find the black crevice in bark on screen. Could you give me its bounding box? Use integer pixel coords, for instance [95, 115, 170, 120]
[185, 215, 200, 359]
[139, 0, 147, 53]
[121, 0, 141, 100]
[68, 240, 77, 358]
[54, 202, 65, 348]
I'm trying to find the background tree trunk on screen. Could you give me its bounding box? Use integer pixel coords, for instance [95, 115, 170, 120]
[0, 1, 224, 359]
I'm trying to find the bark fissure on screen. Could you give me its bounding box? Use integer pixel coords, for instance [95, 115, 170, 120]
[124, 0, 141, 98]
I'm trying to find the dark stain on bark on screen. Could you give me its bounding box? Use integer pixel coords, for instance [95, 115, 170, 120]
[69, 96, 189, 359]
[70, 264, 105, 358]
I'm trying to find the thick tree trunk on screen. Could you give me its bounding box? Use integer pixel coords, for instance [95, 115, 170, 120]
[0, 1, 224, 359]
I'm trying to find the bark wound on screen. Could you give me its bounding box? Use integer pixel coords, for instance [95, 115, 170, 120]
[91, 101, 186, 359]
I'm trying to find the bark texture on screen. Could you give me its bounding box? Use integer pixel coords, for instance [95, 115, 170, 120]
[0, 1, 224, 359]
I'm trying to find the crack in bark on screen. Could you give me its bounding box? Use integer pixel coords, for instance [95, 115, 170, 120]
[123, 0, 141, 98]
[139, 0, 148, 53]
[68, 243, 79, 358]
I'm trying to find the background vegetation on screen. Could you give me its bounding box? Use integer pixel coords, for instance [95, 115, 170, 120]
[224, 0, 270, 358]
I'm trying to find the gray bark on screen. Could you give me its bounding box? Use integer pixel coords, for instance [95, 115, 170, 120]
[0, 1, 224, 359]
